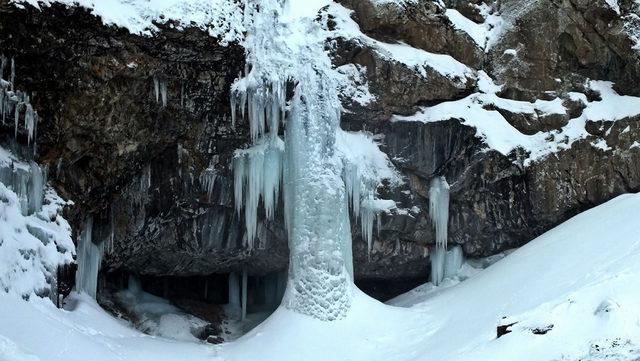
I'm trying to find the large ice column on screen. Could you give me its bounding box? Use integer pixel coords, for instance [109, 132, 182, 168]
[75, 217, 104, 299]
[429, 176, 450, 286]
[229, 0, 354, 321]
[281, 66, 353, 321]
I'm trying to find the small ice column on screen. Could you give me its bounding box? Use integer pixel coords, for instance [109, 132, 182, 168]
[429, 176, 450, 286]
[75, 217, 104, 299]
[430, 247, 446, 286]
[429, 176, 450, 250]
[444, 245, 464, 278]
[241, 268, 248, 321]
[28, 161, 46, 214]
[228, 272, 241, 319]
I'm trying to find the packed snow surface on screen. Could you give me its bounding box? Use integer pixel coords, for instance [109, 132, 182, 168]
[2, 193, 640, 360]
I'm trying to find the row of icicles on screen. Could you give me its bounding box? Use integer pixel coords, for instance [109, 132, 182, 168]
[0, 54, 39, 155]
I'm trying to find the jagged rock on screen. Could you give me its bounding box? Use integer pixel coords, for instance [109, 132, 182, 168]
[338, 0, 484, 68]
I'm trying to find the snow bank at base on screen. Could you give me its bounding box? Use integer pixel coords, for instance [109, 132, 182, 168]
[2, 193, 640, 361]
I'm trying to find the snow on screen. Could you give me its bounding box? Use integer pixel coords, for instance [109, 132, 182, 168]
[329, 4, 475, 83]
[0, 146, 74, 300]
[335, 64, 375, 106]
[445, 9, 488, 47]
[604, 0, 621, 14]
[14, 0, 244, 44]
[2, 192, 640, 360]
[393, 76, 640, 165]
[0, 194, 640, 361]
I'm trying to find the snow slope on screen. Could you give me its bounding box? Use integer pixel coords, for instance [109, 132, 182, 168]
[2, 193, 640, 361]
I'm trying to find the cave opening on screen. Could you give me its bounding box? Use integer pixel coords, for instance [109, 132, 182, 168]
[96, 268, 287, 343]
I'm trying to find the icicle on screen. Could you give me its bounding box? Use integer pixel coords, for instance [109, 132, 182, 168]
[28, 161, 45, 214]
[153, 76, 159, 103]
[228, 272, 241, 315]
[14, 97, 20, 139]
[180, 81, 184, 108]
[429, 176, 450, 286]
[199, 166, 216, 202]
[10, 57, 15, 91]
[25, 99, 35, 146]
[160, 80, 167, 107]
[233, 137, 284, 248]
[429, 176, 450, 250]
[241, 267, 248, 321]
[75, 217, 104, 299]
[233, 155, 246, 216]
[343, 162, 361, 219]
[0, 55, 6, 80]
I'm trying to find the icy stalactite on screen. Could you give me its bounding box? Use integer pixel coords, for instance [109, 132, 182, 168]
[429, 176, 450, 250]
[0, 57, 40, 154]
[228, 272, 241, 320]
[360, 198, 396, 259]
[429, 176, 450, 286]
[199, 166, 217, 202]
[154, 76, 160, 103]
[241, 267, 248, 321]
[160, 81, 168, 107]
[233, 137, 284, 249]
[75, 217, 104, 299]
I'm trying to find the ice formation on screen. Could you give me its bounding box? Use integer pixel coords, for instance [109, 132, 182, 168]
[233, 137, 284, 249]
[429, 176, 450, 286]
[0, 145, 74, 300]
[199, 165, 217, 202]
[229, 0, 398, 321]
[1, 55, 39, 154]
[75, 217, 104, 299]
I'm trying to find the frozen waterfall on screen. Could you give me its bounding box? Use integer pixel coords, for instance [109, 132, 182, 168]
[229, 0, 399, 321]
[429, 176, 451, 286]
[75, 217, 104, 299]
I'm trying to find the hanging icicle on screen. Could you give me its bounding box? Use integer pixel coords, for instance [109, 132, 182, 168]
[429, 176, 450, 286]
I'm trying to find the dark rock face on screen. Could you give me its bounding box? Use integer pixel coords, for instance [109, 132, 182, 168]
[1, 0, 639, 285]
[0, 4, 288, 276]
